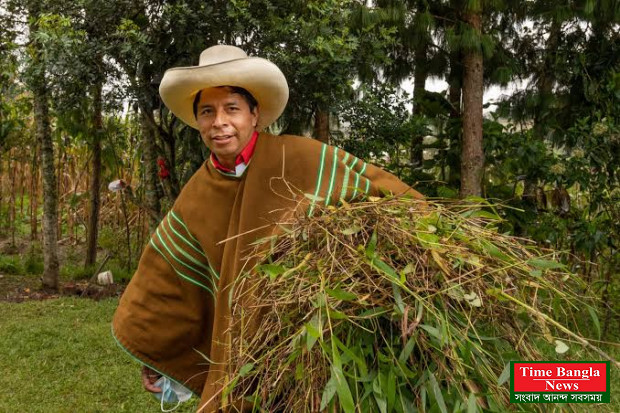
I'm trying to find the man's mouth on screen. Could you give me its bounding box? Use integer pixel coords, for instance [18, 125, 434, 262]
[211, 135, 234, 144]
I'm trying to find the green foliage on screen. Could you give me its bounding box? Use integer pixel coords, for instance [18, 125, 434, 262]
[259, 0, 365, 133]
[335, 84, 432, 185]
[105, 261, 135, 284]
[0, 29, 27, 151]
[336, 85, 414, 156]
[0, 255, 23, 275]
[0, 244, 44, 276]
[60, 263, 93, 281]
[24, 250, 44, 275]
[97, 225, 138, 272]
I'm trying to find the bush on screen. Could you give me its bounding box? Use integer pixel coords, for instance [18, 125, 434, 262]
[106, 260, 135, 283]
[23, 253, 44, 275]
[61, 264, 94, 281]
[0, 255, 23, 275]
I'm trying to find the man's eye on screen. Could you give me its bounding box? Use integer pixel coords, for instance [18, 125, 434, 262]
[201, 108, 212, 115]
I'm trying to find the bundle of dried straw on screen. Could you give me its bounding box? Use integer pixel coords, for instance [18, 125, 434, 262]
[227, 197, 611, 412]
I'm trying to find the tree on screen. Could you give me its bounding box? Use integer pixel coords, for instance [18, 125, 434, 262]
[85, 78, 103, 266]
[259, 0, 363, 143]
[109, 0, 235, 225]
[81, 0, 116, 267]
[25, 1, 60, 290]
[459, 1, 484, 197]
[25, 3, 112, 267]
[336, 84, 431, 183]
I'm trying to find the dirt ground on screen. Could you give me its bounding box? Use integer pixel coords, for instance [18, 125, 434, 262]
[0, 236, 126, 303]
[0, 272, 125, 303]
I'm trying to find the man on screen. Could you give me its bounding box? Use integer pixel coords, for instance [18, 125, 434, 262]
[112, 45, 423, 412]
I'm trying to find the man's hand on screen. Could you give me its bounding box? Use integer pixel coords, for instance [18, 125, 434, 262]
[141, 365, 162, 393]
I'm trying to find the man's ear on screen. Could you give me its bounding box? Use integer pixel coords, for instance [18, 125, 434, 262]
[252, 106, 260, 128]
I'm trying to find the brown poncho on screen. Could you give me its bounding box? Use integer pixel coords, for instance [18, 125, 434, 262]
[112, 133, 422, 412]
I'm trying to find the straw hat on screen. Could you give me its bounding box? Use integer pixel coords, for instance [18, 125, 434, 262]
[159, 45, 289, 131]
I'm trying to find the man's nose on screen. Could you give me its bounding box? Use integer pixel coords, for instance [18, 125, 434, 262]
[212, 110, 228, 127]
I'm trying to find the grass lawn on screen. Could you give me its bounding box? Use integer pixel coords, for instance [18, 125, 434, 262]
[0, 297, 199, 413]
[0, 295, 617, 412]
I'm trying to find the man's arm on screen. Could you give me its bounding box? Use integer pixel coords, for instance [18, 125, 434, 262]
[308, 145, 424, 212]
[112, 206, 216, 396]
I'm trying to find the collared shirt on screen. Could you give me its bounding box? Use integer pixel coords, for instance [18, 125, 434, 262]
[210, 131, 259, 177]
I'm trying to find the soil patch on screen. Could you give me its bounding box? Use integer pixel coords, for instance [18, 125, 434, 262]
[0, 273, 125, 303]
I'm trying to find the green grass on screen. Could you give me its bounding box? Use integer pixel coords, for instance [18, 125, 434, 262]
[0, 297, 199, 412]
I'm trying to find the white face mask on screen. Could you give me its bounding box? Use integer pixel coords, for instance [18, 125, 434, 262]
[152, 376, 193, 412]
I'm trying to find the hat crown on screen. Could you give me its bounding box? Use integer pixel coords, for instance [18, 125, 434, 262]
[199, 45, 248, 67]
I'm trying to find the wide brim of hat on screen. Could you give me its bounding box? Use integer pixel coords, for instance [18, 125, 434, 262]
[159, 57, 289, 131]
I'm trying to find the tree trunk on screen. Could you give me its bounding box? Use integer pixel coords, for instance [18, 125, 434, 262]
[160, 145, 179, 203]
[313, 110, 330, 144]
[141, 112, 161, 231]
[20, 154, 27, 215]
[460, 11, 484, 198]
[56, 150, 65, 238]
[137, 207, 143, 255]
[30, 147, 39, 240]
[447, 49, 462, 187]
[85, 81, 103, 267]
[9, 153, 16, 246]
[0, 156, 3, 233]
[120, 191, 132, 270]
[533, 18, 560, 137]
[159, 117, 180, 201]
[31, 58, 60, 289]
[411, 40, 428, 169]
[448, 50, 462, 119]
[523, 18, 561, 204]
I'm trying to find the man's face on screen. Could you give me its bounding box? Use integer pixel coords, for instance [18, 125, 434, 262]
[195, 87, 259, 168]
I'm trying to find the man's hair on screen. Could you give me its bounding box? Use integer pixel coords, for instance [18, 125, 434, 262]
[192, 86, 258, 119]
